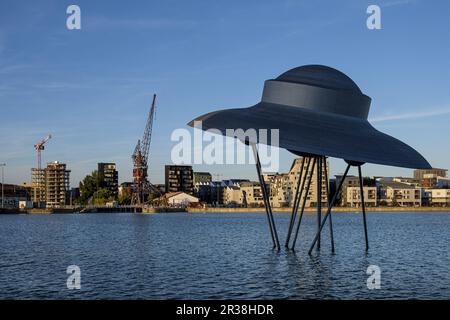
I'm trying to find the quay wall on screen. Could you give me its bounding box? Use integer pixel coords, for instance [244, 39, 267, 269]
[187, 207, 450, 214]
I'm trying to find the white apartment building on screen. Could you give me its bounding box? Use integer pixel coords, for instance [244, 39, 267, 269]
[429, 189, 450, 206]
[223, 185, 242, 206]
[266, 158, 329, 208]
[239, 182, 265, 207]
[378, 181, 421, 207]
[346, 186, 377, 207]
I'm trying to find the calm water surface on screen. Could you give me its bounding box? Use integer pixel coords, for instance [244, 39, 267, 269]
[0, 212, 449, 299]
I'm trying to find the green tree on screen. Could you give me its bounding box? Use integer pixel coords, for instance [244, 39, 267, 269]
[93, 188, 114, 205]
[391, 198, 400, 207]
[118, 189, 132, 205]
[363, 177, 376, 186]
[79, 170, 98, 205]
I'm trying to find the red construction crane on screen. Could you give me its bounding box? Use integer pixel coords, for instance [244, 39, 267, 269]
[34, 134, 52, 171]
[131, 94, 159, 204]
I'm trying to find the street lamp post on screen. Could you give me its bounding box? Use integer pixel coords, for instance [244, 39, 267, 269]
[0, 163, 6, 209]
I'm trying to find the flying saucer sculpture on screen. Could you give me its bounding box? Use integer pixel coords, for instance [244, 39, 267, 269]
[188, 65, 431, 253]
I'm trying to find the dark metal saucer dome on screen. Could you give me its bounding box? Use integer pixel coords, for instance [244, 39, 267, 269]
[188, 64, 430, 169]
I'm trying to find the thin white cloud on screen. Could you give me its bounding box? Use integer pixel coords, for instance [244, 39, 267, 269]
[381, 0, 417, 8]
[369, 108, 450, 122]
[87, 16, 198, 30]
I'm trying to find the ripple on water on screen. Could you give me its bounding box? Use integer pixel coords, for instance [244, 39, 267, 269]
[0, 212, 449, 299]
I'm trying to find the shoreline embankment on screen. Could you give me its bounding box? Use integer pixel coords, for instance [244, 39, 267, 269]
[187, 207, 450, 214]
[1, 207, 449, 214]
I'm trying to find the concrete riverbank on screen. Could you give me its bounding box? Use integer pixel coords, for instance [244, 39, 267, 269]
[0, 206, 186, 214]
[2, 207, 449, 214]
[187, 207, 450, 213]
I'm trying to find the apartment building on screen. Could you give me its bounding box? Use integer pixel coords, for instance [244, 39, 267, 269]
[429, 189, 450, 206]
[165, 165, 193, 194]
[335, 175, 360, 206]
[414, 168, 448, 189]
[44, 161, 70, 208]
[345, 186, 377, 207]
[98, 163, 118, 196]
[378, 180, 421, 207]
[240, 181, 265, 207]
[265, 157, 329, 208]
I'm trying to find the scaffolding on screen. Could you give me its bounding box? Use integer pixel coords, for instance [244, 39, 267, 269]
[31, 168, 45, 204]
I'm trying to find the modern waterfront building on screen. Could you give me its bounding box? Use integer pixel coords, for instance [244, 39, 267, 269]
[165, 165, 193, 194]
[428, 189, 450, 206]
[98, 163, 119, 196]
[221, 180, 250, 207]
[335, 175, 360, 206]
[194, 158, 330, 208]
[192, 172, 213, 203]
[413, 168, 448, 189]
[44, 161, 70, 208]
[223, 185, 242, 206]
[345, 186, 377, 207]
[239, 181, 264, 207]
[264, 157, 329, 208]
[377, 180, 421, 207]
[218, 181, 264, 207]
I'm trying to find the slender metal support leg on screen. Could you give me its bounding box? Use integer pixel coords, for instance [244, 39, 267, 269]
[287, 158, 312, 249]
[358, 165, 369, 252]
[316, 156, 322, 250]
[308, 164, 351, 255]
[291, 157, 316, 250]
[252, 144, 280, 250]
[285, 157, 306, 247]
[292, 158, 311, 219]
[323, 157, 335, 253]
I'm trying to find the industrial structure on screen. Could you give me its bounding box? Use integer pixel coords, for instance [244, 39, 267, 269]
[31, 134, 52, 205]
[131, 94, 159, 204]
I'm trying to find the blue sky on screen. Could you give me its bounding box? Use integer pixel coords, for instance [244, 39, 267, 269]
[1, 0, 449, 186]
